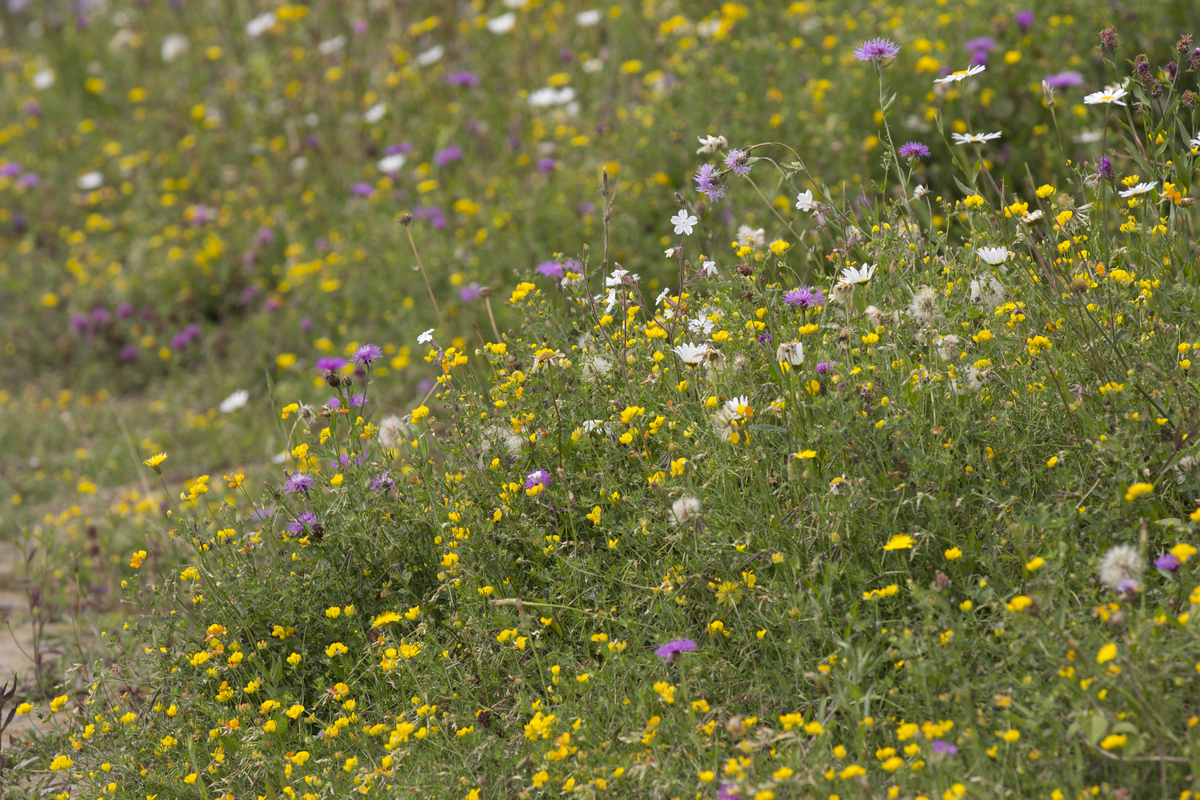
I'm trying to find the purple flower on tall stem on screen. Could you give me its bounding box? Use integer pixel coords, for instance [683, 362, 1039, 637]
[694, 163, 726, 203]
[433, 146, 463, 167]
[852, 38, 901, 63]
[1016, 10, 1035, 31]
[1044, 71, 1083, 88]
[316, 356, 347, 372]
[536, 261, 565, 279]
[1155, 553, 1181, 572]
[459, 282, 483, 302]
[1097, 155, 1115, 183]
[350, 183, 374, 197]
[898, 142, 931, 162]
[287, 511, 320, 534]
[352, 343, 383, 366]
[282, 473, 315, 496]
[524, 469, 552, 491]
[783, 286, 826, 308]
[347, 393, 368, 408]
[931, 740, 959, 756]
[446, 71, 480, 88]
[723, 148, 751, 177]
[654, 638, 697, 662]
[815, 360, 838, 374]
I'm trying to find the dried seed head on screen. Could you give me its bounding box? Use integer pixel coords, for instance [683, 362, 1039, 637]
[396, 212, 413, 226]
[1176, 34, 1192, 55]
[1099, 27, 1118, 52]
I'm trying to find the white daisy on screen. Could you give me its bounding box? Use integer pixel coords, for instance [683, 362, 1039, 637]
[486, 13, 516, 34]
[671, 211, 698, 236]
[1118, 181, 1157, 198]
[976, 246, 1010, 265]
[1083, 87, 1127, 106]
[672, 343, 713, 364]
[837, 263, 876, 286]
[952, 131, 1003, 145]
[795, 190, 815, 212]
[219, 389, 249, 413]
[933, 64, 986, 85]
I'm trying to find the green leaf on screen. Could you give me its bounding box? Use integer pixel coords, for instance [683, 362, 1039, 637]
[1082, 714, 1108, 745]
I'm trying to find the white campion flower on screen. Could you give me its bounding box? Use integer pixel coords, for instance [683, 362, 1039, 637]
[77, 172, 103, 190]
[161, 34, 189, 63]
[688, 315, 715, 336]
[933, 65, 986, 84]
[837, 263, 876, 286]
[672, 343, 713, 364]
[1084, 87, 1127, 106]
[671, 211, 698, 236]
[951, 131, 1003, 145]
[363, 103, 386, 124]
[415, 45, 444, 67]
[529, 87, 575, 108]
[377, 154, 406, 174]
[775, 341, 804, 366]
[976, 247, 1010, 265]
[655, 287, 671, 306]
[486, 13, 516, 34]
[1118, 181, 1157, 198]
[795, 190, 815, 212]
[696, 134, 727, 155]
[219, 389, 249, 413]
[246, 12, 276, 38]
[699, 260, 718, 278]
[32, 68, 55, 90]
[417, 328, 435, 344]
[576, 9, 602, 26]
[605, 268, 629, 287]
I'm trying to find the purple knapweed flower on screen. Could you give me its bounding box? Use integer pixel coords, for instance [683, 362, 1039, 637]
[537, 158, 556, 172]
[717, 783, 741, 800]
[282, 472, 315, 496]
[898, 142, 931, 161]
[287, 511, 319, 534]
[1155, 553, 1181, 572]
[446, 71, 480, 88]
[16, 173, 39, 189]
[1044, 71, 1083, 88]
[1117, 578, 1141, 594]
[694, 163, 725, 203]
[459, 282, 483, 302]
[783, 286, 826, 308]
[536, 261, 564, 279]
[1097, 154, 1115, 183]
[350, 182, 375, 197]
[723, 148, 751, 177]
[119, 344, 137, 363]
[370, 472, 395, 491]
[932, 740, 959, 756]
[655, 638, 697, 661]
[758, 332, 772, 345]
[525, 469, 552, 491]
[433, 145, 463, 167]
[0, 162, 22, 178]
[964, 37, 997, 54]
[353, 19, 368, 35]
[852, 38, 901, 63]
[347, 393, 368, 408]
[352, 342, 383, 366]
[70, 314, 89, 335]
[1016, 10, 1035, 31]
[91, 306, 111, 325]
[385, 141, 414, 156]
[815, 360, 838, 374]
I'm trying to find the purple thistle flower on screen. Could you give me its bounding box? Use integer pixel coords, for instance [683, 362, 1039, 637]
[352, 343, 383, 366]
[385, 141, 414, 156]
[852, 38, 901, 63]
[898, 142, 931, 162]
[757, 332, 772, 345]
[723, 148, 751, 177]
[782, 286, 826, 308]
[370, 471, 395, 491]
[15, 173, 39, 189]
[119, 344, 138, 363]
[350, 183, 375, 198]
[694, 163, 726, 203]
[1016, 10, 1035, 32]
[433, 146, 463, 167]
[815, 360, 838, 374]
[347, 393, 368, 408]
[932, 740, 959, 756]
[445, 71, 480, 88]
[536, 260, 564, 279]
[316, 356, 347, 372]
[524, 469, 552, 491]
[287, 511, 319, 534]
[654, 638, 697, 661]
[1044, 71, 1083, 88]
[459, 282, 483, 302]
[537, 158, 556, 172]
[0, 162, 22, 178]
[1155, 553, 1181, 572]
[282, 473, 315, 496]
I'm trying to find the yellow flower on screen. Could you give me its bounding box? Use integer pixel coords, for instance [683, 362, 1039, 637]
[1005, 595, 1033, 612]
[410, 405, 430, 423]
[1170, 543, 1197, 563]
[143, 453, 168, 472]
[1124, 482, 1154, 501]
[944, 547, 962, 560]
[1000, 729, 1021, 742]
[372, 611, 402, 627]
[1096, 642, 1117, 664]
[586, 506, 602, 525]
[1025, 557, 1045, 571]
[883, 534, 914, 551]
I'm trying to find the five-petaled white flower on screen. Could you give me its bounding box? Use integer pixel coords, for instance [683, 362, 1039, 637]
[933, 65, 986, 85]
[837, 263, 877, 286]
[219, 389, 250, 413]
[417, 328, 436, 344]
[605, 268, 629, 287]
[795, 190, 815, 212]
[699, 260, 718, 278]
[1084, 87, 1127, 106]
[1118, 181, 1157, 198]
[696, 135, 728, 155]
[655, 287, 671, 306]
[952, 132, 1003, 145]
[976, 247, 1010, 265]
[672, 343, 713, 364]
[671, 211, 698, 236]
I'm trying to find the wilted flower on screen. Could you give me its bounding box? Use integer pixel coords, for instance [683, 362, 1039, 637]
[696, 134, 728, 154]
[669, 495, 702, 526]
[1099, 544, 1143, 592]
[775, 341, 804, 365]
[908, 285, 940, 322]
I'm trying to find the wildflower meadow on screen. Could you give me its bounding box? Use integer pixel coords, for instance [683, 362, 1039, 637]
[5, 2, 1200, 799]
